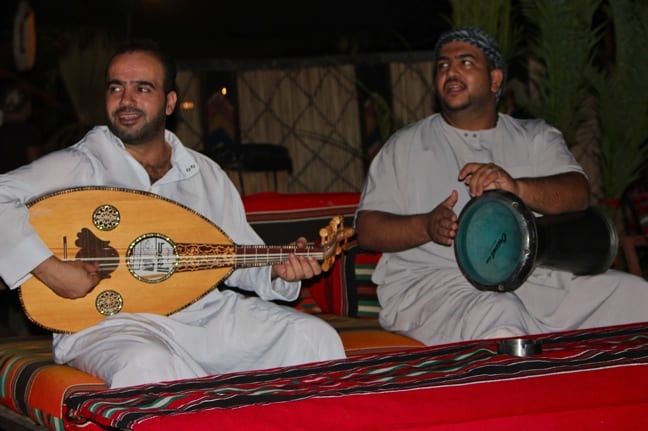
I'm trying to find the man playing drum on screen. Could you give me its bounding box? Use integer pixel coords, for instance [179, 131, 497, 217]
[355, 27, 648, 345]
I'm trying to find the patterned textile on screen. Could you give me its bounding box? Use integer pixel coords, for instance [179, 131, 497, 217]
[65, 323, 648, 431]
[341, 244, 382, 318]
[243, 192, 385, 319]
[0, 337, 105, 431]
[0, 322, 416, 431]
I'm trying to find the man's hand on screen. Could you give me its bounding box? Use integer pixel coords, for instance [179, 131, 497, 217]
[31, 256, 101, 299]
[459, 164, 590, 214]
[458, 162, 518, 197]
[271, 237, 322, 282]
[426, 190, 459, 246]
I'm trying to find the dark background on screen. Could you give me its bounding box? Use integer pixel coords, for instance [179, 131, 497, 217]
[0, 0, 453, 145]
[1, 0, 452, 62]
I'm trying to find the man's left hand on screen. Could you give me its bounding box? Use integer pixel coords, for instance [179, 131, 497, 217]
[271, 237, 322, 282]
[458, 162, 519, 197]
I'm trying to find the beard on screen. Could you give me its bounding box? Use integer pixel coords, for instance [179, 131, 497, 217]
[107, 106, 167, 146]
[440, 96, 472, 112]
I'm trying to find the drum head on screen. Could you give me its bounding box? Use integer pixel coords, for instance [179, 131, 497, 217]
[454, 190, 537, 292]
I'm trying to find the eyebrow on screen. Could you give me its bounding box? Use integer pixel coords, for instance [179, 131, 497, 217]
[106, 79, 156, 88]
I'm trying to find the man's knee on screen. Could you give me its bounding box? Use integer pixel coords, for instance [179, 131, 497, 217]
[467, 294, 528, 339]
[291, 315, 345, 360]
[107, 343, 196, 388]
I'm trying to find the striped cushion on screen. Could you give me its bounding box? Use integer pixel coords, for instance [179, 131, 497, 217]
[0, 337, 106, 431]
[241, 192, 383, 318]
[325, 243, 382, 318]
[0, 320, 416, 431]
[243, 192, 361, 314]
[344, 245, 382, 318]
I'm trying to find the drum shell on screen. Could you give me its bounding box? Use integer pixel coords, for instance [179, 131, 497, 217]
[535, 207, 618, 275]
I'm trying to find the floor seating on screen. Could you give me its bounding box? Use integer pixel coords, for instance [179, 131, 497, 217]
[0, 191, 423, 430]
[12, 323, 648, 431]
[4, 191, 647, 430]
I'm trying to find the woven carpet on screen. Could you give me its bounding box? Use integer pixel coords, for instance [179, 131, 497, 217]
[64, 322, 648, 430]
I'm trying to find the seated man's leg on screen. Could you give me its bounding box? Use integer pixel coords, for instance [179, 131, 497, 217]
[54, 316, 208, 388]
[406, 288, 539, 344]
[54, 290, 345, 388]
[187, 290, 346, 375]
[520, 269, 648, 330]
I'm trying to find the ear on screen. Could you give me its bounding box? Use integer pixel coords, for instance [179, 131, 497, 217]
[490, 69, 504, 96]
[165, 91, 178, 116]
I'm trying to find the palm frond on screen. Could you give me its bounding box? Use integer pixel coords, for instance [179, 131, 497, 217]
[515, 0, 603, 148]
[449, 0, 520, 61]
[590, 0, 648, 199]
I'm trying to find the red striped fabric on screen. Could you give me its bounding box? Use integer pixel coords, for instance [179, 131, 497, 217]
[64, 322, 648, 431]
[0, 337, 105, 431]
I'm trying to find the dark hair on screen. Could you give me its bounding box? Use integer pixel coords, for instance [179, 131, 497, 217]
[106, 39, 177, 94]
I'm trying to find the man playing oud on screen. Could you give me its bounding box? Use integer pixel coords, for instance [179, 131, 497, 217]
[0, 40, 345, 388]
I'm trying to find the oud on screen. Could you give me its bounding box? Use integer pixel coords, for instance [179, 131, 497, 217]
[20, 187, 353, 333]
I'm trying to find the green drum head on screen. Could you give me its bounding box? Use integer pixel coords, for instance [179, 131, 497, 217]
[455, 191, 536, 291]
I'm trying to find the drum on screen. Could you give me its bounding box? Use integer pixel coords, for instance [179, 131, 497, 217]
[454, 190, 618, 292]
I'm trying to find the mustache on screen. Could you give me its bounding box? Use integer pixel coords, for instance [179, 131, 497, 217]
[115, 107, 145, 115]
[444, 77, 465, 87]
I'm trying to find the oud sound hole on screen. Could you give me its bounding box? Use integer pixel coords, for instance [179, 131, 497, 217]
[126, 233, 178, 283]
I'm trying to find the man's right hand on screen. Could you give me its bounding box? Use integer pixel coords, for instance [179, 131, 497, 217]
[31, 256, 101, 299]
[426, 190, 459, 246]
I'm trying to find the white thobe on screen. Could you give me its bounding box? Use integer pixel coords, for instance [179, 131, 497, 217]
[0, 126, 345, 388]
[358, 113, 648, 345]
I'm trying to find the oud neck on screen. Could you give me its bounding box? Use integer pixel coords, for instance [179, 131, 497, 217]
[234, 244, 325, 268]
